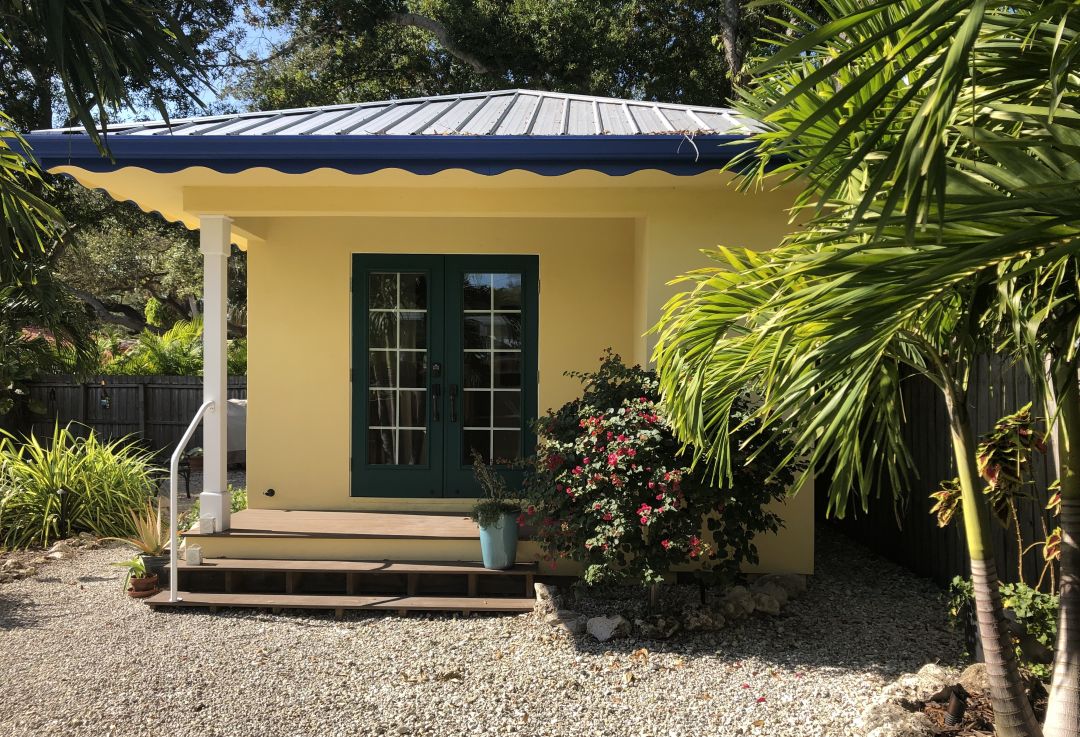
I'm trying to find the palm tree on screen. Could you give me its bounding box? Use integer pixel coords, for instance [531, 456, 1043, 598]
[721, 2, 1080, 733]
[655, 244, 1042, 736]
[0, 0, 209, 280]
[657, 1, 1080, 734]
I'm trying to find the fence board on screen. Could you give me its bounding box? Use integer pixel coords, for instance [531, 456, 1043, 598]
[21, 375, 247, 461]
[825, 356, 1058, 589]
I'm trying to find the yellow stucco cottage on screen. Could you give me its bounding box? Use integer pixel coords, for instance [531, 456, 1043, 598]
[26, 89, 812, 613]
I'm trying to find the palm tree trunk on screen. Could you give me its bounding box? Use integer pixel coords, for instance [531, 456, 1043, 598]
[1044, 365, 1080, 737]
[947, 396, 1043, 737]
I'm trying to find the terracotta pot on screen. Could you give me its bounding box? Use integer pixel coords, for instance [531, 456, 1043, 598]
[127, 573, 159, 598]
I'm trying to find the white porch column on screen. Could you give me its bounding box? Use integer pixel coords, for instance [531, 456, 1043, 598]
[199, 215, 232, 531]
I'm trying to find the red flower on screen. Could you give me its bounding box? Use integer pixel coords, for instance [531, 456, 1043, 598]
[660, 539, 671, 550]
[756, 697, 767, 703]
[640, 516, 649, 525]
[527, 505, 535, 515]
[655, 494, 664, 501]
[607, 453, 618, 466]
[516, 515, 526, 527]
[593, 502, 602, 511]
[602, 513, 613, 521]
[572, 466, 583, 476]
[617, 434, 627, 442]
[627, 449, 636, 457]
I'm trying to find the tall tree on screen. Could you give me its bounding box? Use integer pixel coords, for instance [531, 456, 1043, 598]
[228, 0, 820, 109]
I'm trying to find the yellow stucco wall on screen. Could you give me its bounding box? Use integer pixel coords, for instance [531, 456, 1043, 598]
[52, 166, 814, 574]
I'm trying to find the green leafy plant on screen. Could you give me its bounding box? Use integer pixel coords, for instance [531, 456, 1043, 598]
[524, 352, 797, 587]
[0, 424, 159, 548]
[112, 555, 148, 578]
[177, 485, 248, 531]
[949, 576, 1059, 681]
[469, 450, 521, 529]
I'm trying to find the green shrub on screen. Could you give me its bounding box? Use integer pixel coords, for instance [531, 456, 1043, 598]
[948, 576, 1058, 680]
[0, 424, 159, 548]
[524, 352, 801, 587]
[177, 485, 248, 530]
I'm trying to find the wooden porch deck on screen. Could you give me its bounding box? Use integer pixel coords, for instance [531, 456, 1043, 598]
[183, 508, 495, 540]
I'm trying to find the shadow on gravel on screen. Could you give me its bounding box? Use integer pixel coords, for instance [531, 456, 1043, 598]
[562, 528, 963, 682]
[0, 593, 55, 630]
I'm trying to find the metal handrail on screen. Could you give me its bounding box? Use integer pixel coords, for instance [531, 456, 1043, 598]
[169, 399, 215, 603]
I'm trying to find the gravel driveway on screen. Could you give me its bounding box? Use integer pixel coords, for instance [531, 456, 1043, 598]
[0, 529, 961, 737]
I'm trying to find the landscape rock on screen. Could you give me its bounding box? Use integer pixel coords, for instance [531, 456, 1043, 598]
[865, 713, 935, 737]
[586, 615, 630, 642]
[634, 613, 680, 640]
[751, 591, 781, 616]
[751, 580, 789, 607]
[913, 663, 958, 702]
[17, 566, 38, 579]
[533, 582, 561, 616]
[543, 610, 586, 636]
[46, 541, 75, 560]
[1, 559, 20, 572]
[0, 572, 13, 584]
[757, 573, 808, 598]
[682, 606, 726, 632]
[721, 585, 756, 618]
[959, 663, 989, 696]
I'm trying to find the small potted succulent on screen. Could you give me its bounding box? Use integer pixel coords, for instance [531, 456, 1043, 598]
[106, 500, 170, 585]
[469, 451, 522, 570]
[113, 556, 159, 598]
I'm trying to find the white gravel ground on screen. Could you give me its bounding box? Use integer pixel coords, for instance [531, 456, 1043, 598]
[0, 530, 961, 737]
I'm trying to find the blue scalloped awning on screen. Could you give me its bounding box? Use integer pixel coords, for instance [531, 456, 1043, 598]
[23, 133, 754, 177]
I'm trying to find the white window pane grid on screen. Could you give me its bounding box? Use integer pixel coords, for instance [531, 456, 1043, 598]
[369, 271, 427, 465]
[463, 273, 523, 461]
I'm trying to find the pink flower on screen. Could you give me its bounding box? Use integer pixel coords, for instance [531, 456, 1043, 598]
[602, 513, 613, 522]
[572, 466, 583, 476]
[593, 502, 602, 511]
[627, 449, 636, 457]
[660, 539, 671, 550]
[607, 453, 618, 466]
[640, 516, 649, 525]
[617, 434, 627, 442]
[656, 494, 664, 501]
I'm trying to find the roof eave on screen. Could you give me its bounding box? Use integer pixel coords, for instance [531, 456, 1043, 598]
[22, 133, 755, 177]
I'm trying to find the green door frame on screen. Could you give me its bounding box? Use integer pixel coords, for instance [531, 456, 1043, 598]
[351, 254, 538, 498]
[351, 254, 445, 497]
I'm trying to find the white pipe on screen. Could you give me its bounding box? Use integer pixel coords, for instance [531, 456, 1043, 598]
[169, 399, 215, 603]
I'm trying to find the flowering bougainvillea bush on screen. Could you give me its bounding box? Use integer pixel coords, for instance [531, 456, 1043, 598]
[523, 351, 802, 587]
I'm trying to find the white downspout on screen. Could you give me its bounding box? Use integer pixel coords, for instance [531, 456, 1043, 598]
[199, 215, 233, 531]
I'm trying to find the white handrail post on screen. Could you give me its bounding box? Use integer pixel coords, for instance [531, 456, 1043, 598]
[169, 400, 215, 603]
[199, 215, 233, 532]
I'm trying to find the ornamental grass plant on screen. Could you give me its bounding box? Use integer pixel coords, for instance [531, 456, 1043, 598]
[0, 424, 158, 548]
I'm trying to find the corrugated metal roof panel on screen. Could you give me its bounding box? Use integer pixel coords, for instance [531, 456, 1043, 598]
[36, 89, 756, 138]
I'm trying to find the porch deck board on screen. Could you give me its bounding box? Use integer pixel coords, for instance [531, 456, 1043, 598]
[184, 509, 487, 540]
[178, 558, 536, 575]
[145, 591, 534, 613]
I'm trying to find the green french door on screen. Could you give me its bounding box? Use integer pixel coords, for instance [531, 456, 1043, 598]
[351, 254, 538, 497]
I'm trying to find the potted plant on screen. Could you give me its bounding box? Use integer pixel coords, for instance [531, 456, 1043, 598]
[106, 500, 170, 585]
[112, 556, 159, 598]
[469, 451, 522, 570]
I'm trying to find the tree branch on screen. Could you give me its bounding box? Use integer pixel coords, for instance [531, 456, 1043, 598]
[389, 12, 489, 74]
[66, 287, 167, 335]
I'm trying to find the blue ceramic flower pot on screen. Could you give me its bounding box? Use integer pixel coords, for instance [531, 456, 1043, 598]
[479, 513, 519, 570]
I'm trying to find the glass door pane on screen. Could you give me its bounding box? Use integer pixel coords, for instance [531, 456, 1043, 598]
[444, 256, 538, 497]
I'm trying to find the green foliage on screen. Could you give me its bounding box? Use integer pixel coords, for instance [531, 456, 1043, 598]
[524, 352, 795, 587]
[0, 271, 95, 418]
[949, 576, 1059, 680]
[469, 450, 520, 529]
[0, 424, 159, 549]
[177, 485, 248, 531]
[227, 338, 248, 376]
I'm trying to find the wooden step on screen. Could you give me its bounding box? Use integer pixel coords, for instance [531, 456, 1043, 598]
[145, 591, 534, 614]
[178, 558, 536, 575]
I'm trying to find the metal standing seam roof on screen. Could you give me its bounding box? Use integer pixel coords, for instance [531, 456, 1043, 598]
[25, 89, 765, 177]
[33, 89, 759, 138]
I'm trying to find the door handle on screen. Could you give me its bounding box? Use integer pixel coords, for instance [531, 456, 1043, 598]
[432, 384, 441, 421]
[449, 384, 458, 423]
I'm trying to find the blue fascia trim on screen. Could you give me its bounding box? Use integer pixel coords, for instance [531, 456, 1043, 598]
[20, 133, 754, 176]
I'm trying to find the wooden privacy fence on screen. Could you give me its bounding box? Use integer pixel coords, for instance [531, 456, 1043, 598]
[824, 357, 1059, 589]
[20, 375, 247, 459]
